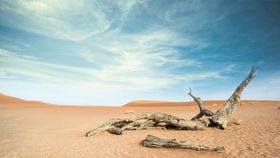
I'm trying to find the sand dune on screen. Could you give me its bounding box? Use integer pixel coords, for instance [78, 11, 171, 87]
[0, 93, 279, 158]
[0, 93, 52, 107]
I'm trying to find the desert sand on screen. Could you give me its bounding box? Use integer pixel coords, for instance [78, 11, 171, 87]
[0, 93, 279, 158]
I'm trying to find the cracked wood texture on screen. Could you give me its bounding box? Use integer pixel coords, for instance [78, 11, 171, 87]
[141, 135, 225, 152]
[207, 67, 256, 129]
[85, 112, 204, 137]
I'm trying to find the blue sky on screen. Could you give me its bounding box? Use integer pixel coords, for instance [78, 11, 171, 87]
[0, 0, 280, 105]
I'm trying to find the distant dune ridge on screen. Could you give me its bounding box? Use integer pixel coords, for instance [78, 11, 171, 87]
[123, 100, 225, 107]
[122, 100, 277, 107]
[0, 93, 52, 107]
[0, 93, 278, 108]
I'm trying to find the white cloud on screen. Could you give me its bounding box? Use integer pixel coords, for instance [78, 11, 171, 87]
[0, 0, 242, 105]
[225, 64, 237, 72]
[0, 46, 225, 105]
[0, 48, 95, 82]
[82, 27, 201, 67]
[0, 0, 138, 41]
[74, 27, 211, 88]
[0, 45, 222, 91]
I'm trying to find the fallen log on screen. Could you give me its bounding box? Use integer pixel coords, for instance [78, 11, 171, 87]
[85, 112, 204, 137]
[141, 135, 225, 152]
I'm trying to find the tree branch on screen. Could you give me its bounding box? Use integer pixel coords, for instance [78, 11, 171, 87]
[141, 135, 225, 152]
[188, 88, 214, 120]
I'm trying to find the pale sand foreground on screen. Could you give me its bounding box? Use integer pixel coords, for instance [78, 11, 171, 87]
[0, 94, 279, 158]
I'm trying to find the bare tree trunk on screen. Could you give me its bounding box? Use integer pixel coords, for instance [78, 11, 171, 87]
[141, 135, 225, 152]
[188, 88, 214, 120]
[204, 67, 256, 129]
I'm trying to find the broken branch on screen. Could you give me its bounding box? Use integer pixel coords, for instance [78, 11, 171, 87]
[141, 135, 225, 152]
[188, 88, 214, 120]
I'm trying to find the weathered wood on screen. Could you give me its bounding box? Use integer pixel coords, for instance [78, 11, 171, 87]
[188, 88, 214, 120]
[206, 67, 256, 129]
[134, 112, 205, 130]
[141, 135, 225, 152]
[86, 67, 256, 138]
[85, 119, 132, 137]
[107, 127, 123, 135]
[85, 112, 204, 137]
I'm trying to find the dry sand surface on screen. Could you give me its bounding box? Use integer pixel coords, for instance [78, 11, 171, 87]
[0, 93, 280, 158]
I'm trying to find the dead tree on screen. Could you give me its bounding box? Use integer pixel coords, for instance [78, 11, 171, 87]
[188, 88, 214, 120]
[86, 67, 256, 136]
[203, 67, 256, 129]
[141, 135, 225, 152]
[85, 67, 256, 152]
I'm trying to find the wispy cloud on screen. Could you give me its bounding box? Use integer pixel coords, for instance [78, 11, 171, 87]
[1, 0, 279, 105]
[0, 45, 222, 90]
[0, 0, 241, 104]
[0, 45, 225, 105]
[79, 27, 203, 74]
[224, 64, 237, 72]
[0, 0, 139, 41]
[0, 48, 89, 82]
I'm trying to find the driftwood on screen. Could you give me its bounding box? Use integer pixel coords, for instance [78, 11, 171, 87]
[85, 112, 204, 137]
[203, 67, 256, 129]
[141, 135, 225, 152]
[188, 88, 214, 120]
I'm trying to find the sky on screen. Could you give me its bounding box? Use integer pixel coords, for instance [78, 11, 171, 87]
[0, 0, 280, 106]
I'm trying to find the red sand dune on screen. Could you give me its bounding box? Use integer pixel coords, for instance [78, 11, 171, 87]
[0, 93, 52, 107]
[0, 93, 279, 158]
